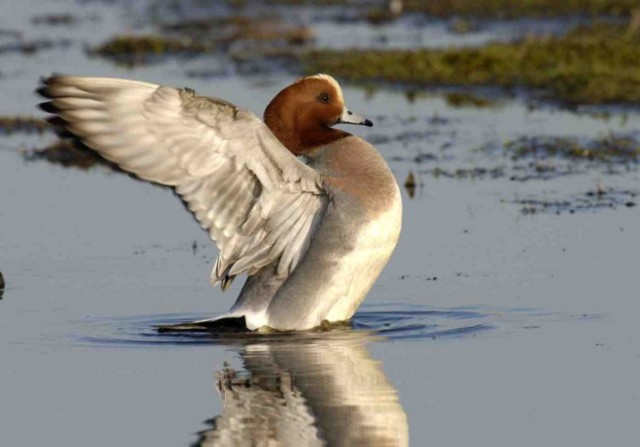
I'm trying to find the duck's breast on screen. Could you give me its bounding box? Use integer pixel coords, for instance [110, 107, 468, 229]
[265, 137, 402, 330]
[322, 182, 402, 322]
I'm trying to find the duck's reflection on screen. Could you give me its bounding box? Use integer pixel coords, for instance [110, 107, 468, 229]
[196, 332, 408, 447]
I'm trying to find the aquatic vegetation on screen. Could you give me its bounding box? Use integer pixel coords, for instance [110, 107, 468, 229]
[31, 13, 77, 25]
[516, 188, 637, 214]
[447, 18, 482, 34]
[161, 16, 313, 46]
[264, 0, 638, 18]
[0, 38, 71, 55]
[364, 2, 404, 24]
[404, 0, 638, 18]
[445, 91, 496, 108]
[0, 116, 49, 134]
[474, 133, 640, 182]
[305, 23, 640, 105]
[429, 166, 506, 179]
[91, 35, 216, 64]
[93, 16, 312, 66]
[504, 133, 640, 163]
[265, 0, 637, 18]
[507, 160, 574, 182]
[23, 139, 113, 170]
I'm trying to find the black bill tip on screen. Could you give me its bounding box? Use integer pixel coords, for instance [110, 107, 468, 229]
[363, 119, 373, 127]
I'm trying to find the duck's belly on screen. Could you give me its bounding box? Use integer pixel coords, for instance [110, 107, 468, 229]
[323, 202, 402, 322]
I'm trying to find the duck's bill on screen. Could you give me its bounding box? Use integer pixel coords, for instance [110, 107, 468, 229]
[338, 107, 373, 127]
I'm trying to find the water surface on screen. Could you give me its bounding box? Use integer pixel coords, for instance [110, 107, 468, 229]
[1, 1, 639, 446]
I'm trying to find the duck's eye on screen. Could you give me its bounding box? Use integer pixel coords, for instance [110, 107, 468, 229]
[318, 92, 330, 103]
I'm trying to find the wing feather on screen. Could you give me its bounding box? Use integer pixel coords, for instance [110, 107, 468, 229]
[39, 75, 327, 288]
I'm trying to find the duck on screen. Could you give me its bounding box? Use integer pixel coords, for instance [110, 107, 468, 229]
[38, 74, 402, 331]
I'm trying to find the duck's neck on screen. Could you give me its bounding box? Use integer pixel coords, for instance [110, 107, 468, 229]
[272, 124, 349, 156]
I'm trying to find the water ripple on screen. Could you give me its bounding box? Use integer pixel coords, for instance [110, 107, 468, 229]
[67, 303, 593, 348]
[353, 306, 494, 340]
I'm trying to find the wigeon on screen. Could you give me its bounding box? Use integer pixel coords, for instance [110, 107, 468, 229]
[38, 74, 402, 331]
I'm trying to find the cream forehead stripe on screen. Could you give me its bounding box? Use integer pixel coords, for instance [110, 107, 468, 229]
[297, 74, 344, 103]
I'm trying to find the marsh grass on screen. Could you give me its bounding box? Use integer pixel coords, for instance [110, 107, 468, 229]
[91, 35, 216, 64]
[445, 91, 497, 108]
[92, 16, 312, 66]
[404, 0, 638, 18]
[264, 0, 637, 18]
[305, 23, 640, 105]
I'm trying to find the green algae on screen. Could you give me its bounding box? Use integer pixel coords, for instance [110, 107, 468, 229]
[304, 22, 640, 105]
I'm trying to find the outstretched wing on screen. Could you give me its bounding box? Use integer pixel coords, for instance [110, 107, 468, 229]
[39, 76, 327, 289]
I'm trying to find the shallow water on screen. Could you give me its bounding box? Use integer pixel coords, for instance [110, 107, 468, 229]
[1, 1, 640, 446]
